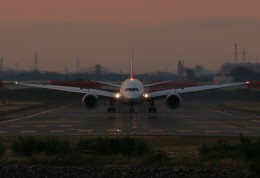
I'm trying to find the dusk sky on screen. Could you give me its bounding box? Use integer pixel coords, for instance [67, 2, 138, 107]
[0, 0, 260, 73]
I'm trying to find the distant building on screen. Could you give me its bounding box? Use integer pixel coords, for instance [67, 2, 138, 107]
[95, 64, 102, 75]
[177, 60, 185, 80]
[220, 62, 260, 74]
[0, 58, 13, 72]
[213, 76, 234, 84]
[177, 60, 214, 81]
[80, 64, 114, 75]
[193, 65, 215, 77]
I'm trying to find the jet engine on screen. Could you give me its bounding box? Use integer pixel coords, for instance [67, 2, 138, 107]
[166, 93, 182, 109]
[82, 94, 98, 109]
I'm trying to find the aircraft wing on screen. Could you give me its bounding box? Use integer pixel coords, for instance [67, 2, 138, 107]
[91, 80, 121, 88]
[143, 81, 173, 88]
[147, 82, 247, 99]
[15, 82, 115, 98]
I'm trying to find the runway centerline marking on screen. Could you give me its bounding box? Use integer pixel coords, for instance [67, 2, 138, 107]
[106, 129, 121, 133]
[132, 114, 137, 129]
[21, 131, 36, 133]
[149, 129, 164, 132]
[246, 126, 259, 129]
[222, 125, 236, 128]
[58, 125, 71, 127]
[0, 105, 68, 124]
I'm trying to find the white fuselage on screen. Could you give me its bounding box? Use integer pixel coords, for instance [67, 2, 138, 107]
[119, 78, 144, 104]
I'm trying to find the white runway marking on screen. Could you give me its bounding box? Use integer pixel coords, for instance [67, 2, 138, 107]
[58, 125, 71, 127]
[132, 114, 137, 129]
[149, 129, 164, 133]
[246, 126, 259, 129]
[0, 106, 68, 124]
[252, 120, 260, 123]
[106, 129, 120, 133]
[206, 108, 233, 116]
[175, 129, 193, 133]
[222, 125, 236, 128]
[21, 131, 36, 133]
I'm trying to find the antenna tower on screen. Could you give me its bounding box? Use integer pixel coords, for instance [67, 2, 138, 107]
[0, 58, 3, 70]
[77, 58, 80, 72]
[242, 48, 246, 63]
[234, 43, 238, 63]
[34, 51, 38, 71]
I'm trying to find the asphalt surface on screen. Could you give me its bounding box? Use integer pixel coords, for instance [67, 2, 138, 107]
[0, 166, 234, 178]
[0, 100, 259, 136]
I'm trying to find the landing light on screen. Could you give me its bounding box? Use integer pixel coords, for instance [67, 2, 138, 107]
[15, 82, 18, 85]
[115, 93, 121, 99]
[143, 93, 149, 98]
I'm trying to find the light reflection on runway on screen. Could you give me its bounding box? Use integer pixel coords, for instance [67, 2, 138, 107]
[0, 101, 259, 136]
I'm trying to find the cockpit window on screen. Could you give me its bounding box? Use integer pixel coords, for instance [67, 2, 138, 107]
[125, 88, 139, 91]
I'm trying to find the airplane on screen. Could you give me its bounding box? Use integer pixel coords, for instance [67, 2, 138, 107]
[15, 48, 248, 113]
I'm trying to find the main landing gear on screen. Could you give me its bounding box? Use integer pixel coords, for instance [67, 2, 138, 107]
[148, 100, 157, 113]
[108, 99, 116, 113]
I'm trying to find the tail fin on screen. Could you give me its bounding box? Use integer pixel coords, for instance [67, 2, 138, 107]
[130, 43, 134, 79]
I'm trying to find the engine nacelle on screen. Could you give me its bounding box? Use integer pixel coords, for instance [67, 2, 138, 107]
[82, 94, 98, 109]
[166, 93, 182, 109]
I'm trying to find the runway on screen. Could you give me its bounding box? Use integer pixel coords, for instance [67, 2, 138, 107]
[0, 101, 259, 136]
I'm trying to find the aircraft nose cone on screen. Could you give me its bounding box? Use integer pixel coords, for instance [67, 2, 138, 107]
[127, 93, 136, 98]
[128, 92, 143, 99]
